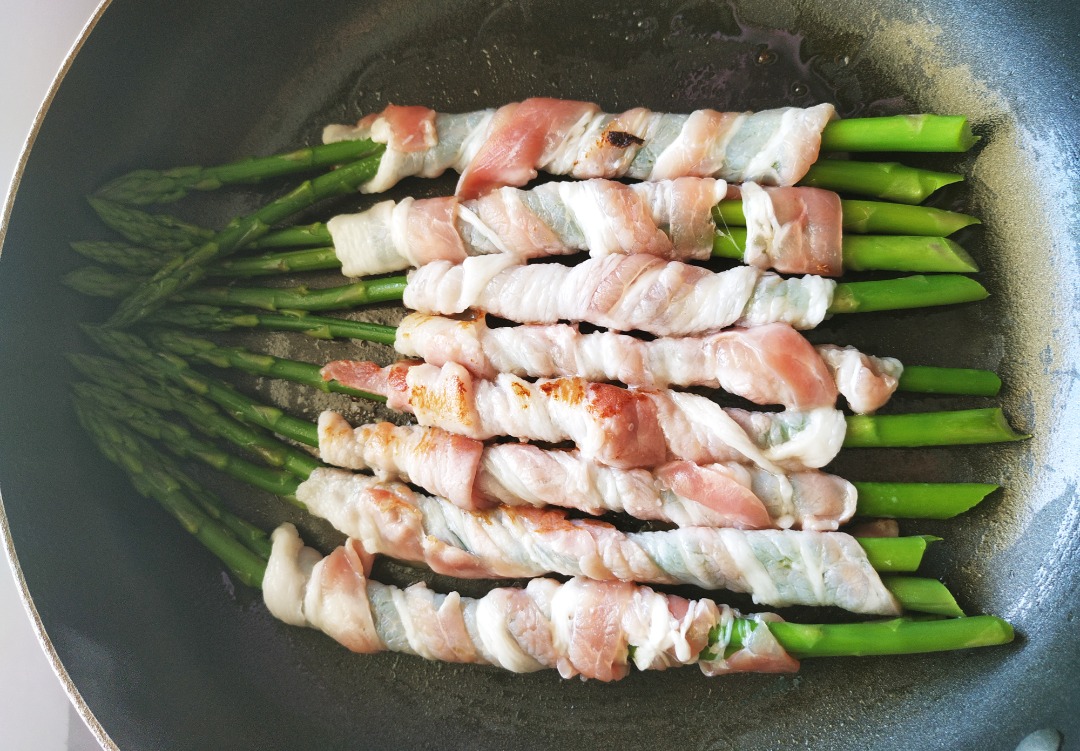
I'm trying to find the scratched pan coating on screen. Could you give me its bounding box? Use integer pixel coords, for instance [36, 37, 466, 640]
[0, 0, 1077, 748]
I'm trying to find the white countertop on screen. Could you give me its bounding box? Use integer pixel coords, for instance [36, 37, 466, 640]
[1, 1, 108, 748]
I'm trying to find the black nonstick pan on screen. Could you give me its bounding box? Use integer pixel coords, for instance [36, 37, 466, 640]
[2, 0, 1078, 748]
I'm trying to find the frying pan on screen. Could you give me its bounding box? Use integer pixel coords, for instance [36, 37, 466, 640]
[2, 0, 1078, 748]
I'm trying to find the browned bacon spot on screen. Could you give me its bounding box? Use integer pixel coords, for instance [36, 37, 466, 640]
[603, 130, 645, 148]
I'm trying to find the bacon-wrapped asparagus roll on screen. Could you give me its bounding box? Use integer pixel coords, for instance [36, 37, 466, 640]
[264, 523, 798, 680]
[394, 314, 901, 414]
[403, 254, 835, 335]
[329, 177, 843, 277]
[321, 360, 846, 472]
[317, 413, 856, 530]
[291, 469, 899, 615]
[323, 98, 835, 198]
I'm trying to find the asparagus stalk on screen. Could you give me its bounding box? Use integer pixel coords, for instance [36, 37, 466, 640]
[152, 304, 398, 343]
[712, 199, 980, 237]
[65, 266, 407, 311]
[820, 115, 978, 153]
[712, 230, 979, 273]
[65, 265, 988, 317]
[146, 329, 1022, 449]
[800, 161, 963, 204]
[107, 151, 385, 328]
[80, 326, 997, 522]
[75, 416, 1013, 660]
[85, 232, 979, 278]
[844, 408, 1029, 447]
[92, 114, 971, 206]
[95, 139, 382, 205]
[853, 482, 998, 519]
[88, 198, 332, 252]
[142, 306, 1001, 398]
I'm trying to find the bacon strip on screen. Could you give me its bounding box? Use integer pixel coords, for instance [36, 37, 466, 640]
[736, 183, 844, 276]
[403, 255, 836, 336]
[317, 412, 858, 530]
[395, 314, 902, 413]
[323, 98, 835, 198]
[327, 177, 727, 276]
[292, 469, 899, 615]
[265, 524, 798, 679]
[321, 360, 847, 472]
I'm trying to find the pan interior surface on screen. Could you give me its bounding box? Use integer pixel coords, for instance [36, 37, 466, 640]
[0, 0, 1076, 748]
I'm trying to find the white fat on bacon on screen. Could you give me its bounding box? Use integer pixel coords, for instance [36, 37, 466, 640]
[317, 412, 857, 531]
[264, 524, 797, 679]
[293, 468, 898, 615]
[403, 254, 836, 336]
[395, 314, 853, 410]
[320, 360, 847, 472]
[328, 177, 726, 277]
[816, 345, 904, 414]
[324, 99, 835, 199]
[738, 183, 844, 276]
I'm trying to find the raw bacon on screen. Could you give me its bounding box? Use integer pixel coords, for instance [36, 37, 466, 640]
[293, 468, 899, 614]
[402, 254, 836, 336]
[317, 412, 858, 530]
[394, 314, 902, 413]
[264, 523, 798, 679]
[323, 98, 835, 198]
[327, 177, 847, 278]
[328, 177, 726, 276]
[321, 360, 847, 472]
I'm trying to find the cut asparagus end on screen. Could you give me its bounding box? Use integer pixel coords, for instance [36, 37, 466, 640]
[843, 407, 1029, 447]
[882, 576, 965, 617]
[713, 232, 980, 274]
[857, 535, 936, 572]
[841, 236, 979, 273]
[839, 199, 980, 236]
[821, 115, 979, 153]
[801, 160, 963, 204]
[829, 274, 988, 314]
[766, 615, 1012, 659]
[898, 365, 1002, 396]
[853, 482, 999, 519]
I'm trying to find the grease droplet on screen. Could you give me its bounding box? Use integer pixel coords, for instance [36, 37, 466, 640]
[791, 82, 809, 96]
[755, 46, 777, 65]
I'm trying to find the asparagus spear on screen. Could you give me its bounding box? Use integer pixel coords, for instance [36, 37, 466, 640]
[75, 413, 1013, 660]
[712, 230, 979, 273]
[141, 306, 1001, 398]
[800, 161, 963, 205]
[65, 265, 988, 316]
[88, 198, 332, 252]
[712, 199, 980, 237]
[92, 113, 971, 206]
[145, 329, 1024, 448]
[80, 326, 998, 522]
[74, 379, 942, 608]
[107, 151, 385, 328]
[95, 139, 382, 205]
